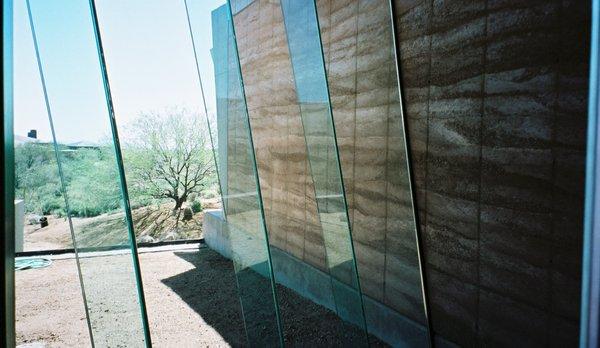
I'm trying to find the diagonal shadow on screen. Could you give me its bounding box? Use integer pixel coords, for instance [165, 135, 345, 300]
[162, 248, 247, 346]
[163, 247, 387, 347]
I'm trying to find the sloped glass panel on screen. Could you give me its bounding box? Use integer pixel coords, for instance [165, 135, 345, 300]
[280, 0, 369, 337]
[187, 1, 283, 346]
[316, 0, 430, 345]
[231, 0, 369, 345]
[26, 0, 150, 346]
[92, 0, 223, 246]
[90, 0, 241, 345]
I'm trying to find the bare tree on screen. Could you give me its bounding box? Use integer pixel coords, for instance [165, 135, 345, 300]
[124, 108, 214, 212]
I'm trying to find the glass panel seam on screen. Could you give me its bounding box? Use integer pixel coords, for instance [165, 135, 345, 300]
[309, 3, 369, 339]
[387, 0, 434, 346]
[279, 0, 369, 341]
[87, 1, 152, 345]
[183, 0, 228, 220]
[226, 1, 285, 345]
[24, 1, 96, 345]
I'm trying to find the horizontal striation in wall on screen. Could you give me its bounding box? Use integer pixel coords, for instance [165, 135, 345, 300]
[395, 0, 589, 346]
[231, 0, 588, 346]
[233, 0, 329, 274]
[317, 0, 427, 328]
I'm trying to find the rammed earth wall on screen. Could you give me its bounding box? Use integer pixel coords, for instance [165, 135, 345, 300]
[230, 0, 590, 346]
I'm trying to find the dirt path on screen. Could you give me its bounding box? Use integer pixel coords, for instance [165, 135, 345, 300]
[16, 245, 385, 347]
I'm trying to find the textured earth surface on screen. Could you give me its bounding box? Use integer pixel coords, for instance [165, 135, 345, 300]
[21, 199, 220, 252]
[16, 245, 383, 347]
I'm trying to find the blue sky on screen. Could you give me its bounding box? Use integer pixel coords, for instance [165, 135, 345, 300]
[15, 0, 225, 143]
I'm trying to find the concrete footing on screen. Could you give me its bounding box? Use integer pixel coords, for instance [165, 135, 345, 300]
[203, 209, 456, 347]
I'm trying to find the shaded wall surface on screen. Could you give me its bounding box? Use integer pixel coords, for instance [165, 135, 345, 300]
[232, 0, 590, 346]
[395, 0, 589, 346]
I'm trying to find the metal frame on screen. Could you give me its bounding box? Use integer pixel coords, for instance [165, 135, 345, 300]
[2, 0, 16, 346]
[87, 0, 152, 345]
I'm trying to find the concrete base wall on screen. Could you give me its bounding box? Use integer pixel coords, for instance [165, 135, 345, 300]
[203, 210, 231, 259]
[203, 209, 456, 347]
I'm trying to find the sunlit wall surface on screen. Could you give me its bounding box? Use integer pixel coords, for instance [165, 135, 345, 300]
[26, 0, 149, 346]
[230, 0, 430, 345]
[229, 0, 382, 344]
[280, 0, 369, 340]
[316, 0, 429, 344]
[212, 5, 230, 200]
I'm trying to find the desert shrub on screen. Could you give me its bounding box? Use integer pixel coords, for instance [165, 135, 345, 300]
[15, 143, 65, 215]
[191, 200, 203, 213]
[15, 143, 123, 218]
[63, 147, 121, 217]
[14, 128, 217, 222]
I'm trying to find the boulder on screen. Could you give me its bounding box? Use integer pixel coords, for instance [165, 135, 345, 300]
[163, 231, 179, 241]
[182, 207, 193, 221]
[27, 214, 42, 225]
[137, 235, 156, 243]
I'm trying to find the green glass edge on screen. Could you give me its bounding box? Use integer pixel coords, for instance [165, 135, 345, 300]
[87, 0, 152, 345]
[182, 0, 228, 221]
[3, 0, 16, 346]
[225, 1, 285, 346]
[279, 0, 369, 341]
[387, 0, 433, 345]
[24, 1, 97, 344]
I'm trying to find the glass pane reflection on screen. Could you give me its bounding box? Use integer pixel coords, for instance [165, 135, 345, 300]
[280, 0, 368, 336]
[317, 0, 430, 345]
[231, 0, 369, 345]
[187, 1, 284, 346]
[26, 0, 149, 346]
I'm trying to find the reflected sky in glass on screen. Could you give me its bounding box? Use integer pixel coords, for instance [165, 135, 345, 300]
[14, 0, 224, 143]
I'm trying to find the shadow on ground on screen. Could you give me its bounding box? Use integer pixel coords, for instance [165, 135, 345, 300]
[161, 248, 246, 346]
[162, 247, 386, 347]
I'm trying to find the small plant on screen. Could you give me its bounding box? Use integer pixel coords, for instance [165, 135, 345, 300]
[191, 200, 203, 214]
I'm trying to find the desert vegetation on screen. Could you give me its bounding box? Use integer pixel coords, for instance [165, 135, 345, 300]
[15, 108, 220, 246]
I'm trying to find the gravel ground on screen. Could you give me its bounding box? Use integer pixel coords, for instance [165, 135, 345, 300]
[16, 245, 384, 347]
